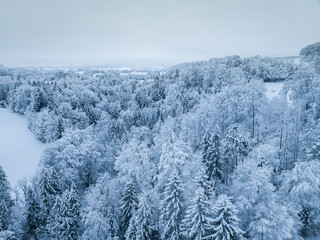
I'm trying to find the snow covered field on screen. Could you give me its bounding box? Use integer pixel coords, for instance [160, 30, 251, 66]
[265, 81, 284, 99]
[0, 108, 45, 187]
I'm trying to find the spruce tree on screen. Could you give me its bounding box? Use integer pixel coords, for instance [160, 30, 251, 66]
[32, 88, 46, 112]
[50, 191, 73, 239]
[202, 132, 223, 182]
[196, 169, 217, 201]
[56, 117, 64, 140]
[38, 167, 61, 236]
[105, 204, 120, 240]
[0, 199, 10, 232]
[68, 182, 80, 240]
[307, 135, 320, 160]
[160, 169, 184, 240]
[207, 133, 223, 181]
[120, 181, 138, 237]
[208, 194, 243, 240]
[51, 167, 62, 195]
[223, 125, 248, 185]
[135, 193, 152, 240]
[125, 210, 137, 240]
[39, 168, 56, 210]
[201, 132, 211, 164]
[182, 187, 214, 240]
[0, 166, 12, 232]
[24, 187, 41, 239]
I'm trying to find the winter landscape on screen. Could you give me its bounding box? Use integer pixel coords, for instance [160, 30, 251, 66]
[1, 1, 320, 240]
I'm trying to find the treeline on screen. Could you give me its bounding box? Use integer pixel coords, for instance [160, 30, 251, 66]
[0, 43, 319, 239]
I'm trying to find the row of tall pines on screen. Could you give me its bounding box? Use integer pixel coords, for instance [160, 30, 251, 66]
[0, 131, 245, 239]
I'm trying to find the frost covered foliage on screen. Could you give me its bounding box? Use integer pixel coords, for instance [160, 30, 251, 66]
[0, 42, 320, 239]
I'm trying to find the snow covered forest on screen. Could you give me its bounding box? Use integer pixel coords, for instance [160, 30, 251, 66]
[0, 42, 320, 240]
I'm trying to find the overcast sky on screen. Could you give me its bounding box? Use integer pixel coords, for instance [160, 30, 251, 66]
[1, 0, 320, 67]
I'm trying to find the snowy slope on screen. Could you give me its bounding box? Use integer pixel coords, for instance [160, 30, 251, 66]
[0, 108, 45, 187]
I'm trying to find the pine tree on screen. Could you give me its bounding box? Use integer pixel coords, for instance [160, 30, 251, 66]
[24, 187, 41, 239]
[307, 135, 320, 160]
[120, 181, 138, 237]
[196, 169, 217, 201]
[182, 187, 214, 240]
[208, 194, 243, 240]
[50, 191, 74, 240]
[125, 210, 137, 240]
[135, 193, 152, 240]
[51, 167, 62, 195]
[68, 182, 80, 240]
[298, 206, 311, 237]
[207, 133, 223, 181]
[32, 88, 46, 112]
[56, 117, 64, 140]
[38, 167, 61, 236]
[152, 76, 166, 102]
[223, 125, 248, 185]
[201, 132, 211, 164]
[48, 182, 80, 240]
[39, 168, 56, 210]
[0, 199, 9, 232]
[105, 204, 120, 240]
[202, 132, 223, 182]
[160, 169, 184, 240]
[0, 166, 12, 232]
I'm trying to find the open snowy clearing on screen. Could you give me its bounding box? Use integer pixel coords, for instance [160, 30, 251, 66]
[0, 108, 45, 187]
[265, 81, 284, 99]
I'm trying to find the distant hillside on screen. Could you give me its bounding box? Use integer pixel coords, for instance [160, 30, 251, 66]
[300, 42, 320, 73]
[300, 41, 320, 59]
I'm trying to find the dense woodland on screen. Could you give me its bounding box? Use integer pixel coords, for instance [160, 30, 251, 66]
[0, 42, 320, 240]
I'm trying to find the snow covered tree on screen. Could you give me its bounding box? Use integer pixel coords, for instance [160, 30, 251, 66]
[0, 200, 10, 233]
[82, 210, 109, 240]
[31, 88, 47, 112]
[206, 133, 223, 181]
[196, 168, 217, 201]
[248, 193, 295, 240]
[125, 210, 137, 240]
[50, 192, 73, 239]
[135, 193, 152, 240]
[158, 135, 191, 187]
[38, 166, 61, 235]
[201, 132, 211, 163]
[281, 160, 320, 237]
[0, 166, 12, 232]
[56, 117, 64, 140]
[81, 185, 119, 240]
[81, 173, 121, 240]
[50, 193, 72, 239]
[160, 169, 184, 240]
[151, 75, 166, 102]
[120, 181, 139, 237]
[68, 182, 80, 239]
[232, 160, 297, 240]
[307, 135, 320, 161]
[49, 183, 80, 240]
[208, 194, 243, 240]
[223, 125, 248, 185]
[182, 186, 214, 239]
[0, 229, 15, 240]
[39, 167, 59, 210]
[115, 139, 156, 190]
[24, 187, 41, 239]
